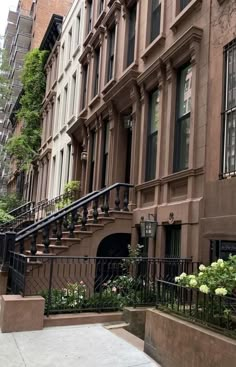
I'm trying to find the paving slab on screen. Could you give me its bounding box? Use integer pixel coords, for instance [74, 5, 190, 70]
[0, 324, 161, 367]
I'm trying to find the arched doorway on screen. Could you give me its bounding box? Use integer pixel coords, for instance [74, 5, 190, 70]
[95, 233, 131, 291]
[96, 233, 130, 258]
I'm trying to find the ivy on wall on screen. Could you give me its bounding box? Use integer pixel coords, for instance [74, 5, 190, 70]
[5, 48, 49, 170]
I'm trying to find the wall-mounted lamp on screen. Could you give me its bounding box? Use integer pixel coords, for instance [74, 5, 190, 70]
[123, 115, 133, 130]
[81, 151, 88, 161]
[140, 214, 157, 239]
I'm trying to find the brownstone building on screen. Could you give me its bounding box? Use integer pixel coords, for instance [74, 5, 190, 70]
[201, 0, 236, 261]
[67, 0, 209, 261]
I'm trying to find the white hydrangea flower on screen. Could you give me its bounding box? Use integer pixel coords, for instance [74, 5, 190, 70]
[189, 279, 197, 287]
[175, 276, 180, 283]
[211, 262, 217, 268]
[198, 272, 204, 277]
[199, 285, 209, 294]
[199, 264, 206, 271]
[179, 272, 187, 280]
[188, 275, 196, 279]
[217, 259, 224, 264]
[215, 287, 227, 296]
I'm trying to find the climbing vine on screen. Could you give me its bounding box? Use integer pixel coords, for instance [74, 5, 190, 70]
[5, 48, 48, 170]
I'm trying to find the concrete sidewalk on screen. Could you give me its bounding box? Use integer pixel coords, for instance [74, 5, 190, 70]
[0, 324, 160, 367]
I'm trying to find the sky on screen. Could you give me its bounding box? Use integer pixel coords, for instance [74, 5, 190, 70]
[0, 0, 19, 38]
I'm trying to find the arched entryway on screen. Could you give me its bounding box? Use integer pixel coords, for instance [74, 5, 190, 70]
[96, 233, 130, 258]
[95, 233, 131, 291]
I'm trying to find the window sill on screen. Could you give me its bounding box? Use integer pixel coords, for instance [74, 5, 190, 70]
[65, 60, 72, 72]
[60, 125, 67, 134]
[141, 33, 166, 61]
[170, 0, 202, 32]
[53, 133, 59, 141]
[122, 60, 138, 76]
[51, 79, 57, 90]
[88, 94, 100, 109]
[58, 72, 64, 83]
[94, 10, 106, 29]
[73, 44, 81, 59]
[83, 31, 93, 48]
[79, 107, 88, 118]
[68, 115, 76, 126]
[102, 78, 116, 95]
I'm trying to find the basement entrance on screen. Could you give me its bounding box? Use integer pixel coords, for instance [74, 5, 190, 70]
[95, 233, 131, 290]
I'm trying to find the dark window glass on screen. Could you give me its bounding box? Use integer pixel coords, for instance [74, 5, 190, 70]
[101, 121, 109, 188]
[98, 0, 104, 15]
[150, 0, 161, 43]
[222, 42, 236, 175]
[173, 64, 192, 172]
[66, 144, 71, 183]
[59, 149, 64, 194]
[87, 1, 93, 34]
[180, 0, 191, 12]
[89, 131, 96, 192]
[93, 47, 100, 97]
[165, 225, 181, 258]
[82, 64, 88, 110]
[107, 27, 116, 82]
[127, 4, 137, 67]
[145, 89, 160, 181]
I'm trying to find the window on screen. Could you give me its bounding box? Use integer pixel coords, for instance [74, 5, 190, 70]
[51, 156, 56, 195]
[50, 102, 54, 137]
[70, 73, 77, 116]
[126, 3, 137, 67]
[93, 47, 100, 97]
[82, 64, 88, 110]
[62, 85, 68, 125]
[98, 0, 104, 15]
[165, 225, 181, 257]
[145, 89, 160, 181]
[222, 41, 236, 175]
[66, 144, 71, 183]
[56, 95, 61, 132]
[173, 64, 192, 172]
[60, 43, 65, 73]
[101, 121, 109, 187]
[89, 131, 96, 192]
[150, 0, 161, 44]
[107, 27, 116, 82]
[68, 28, 73, 60]
[87, 0, 93, 35]
[76, 12, 81, 45]
[58, 149, 64, 194]
[180, 0, 191, 12]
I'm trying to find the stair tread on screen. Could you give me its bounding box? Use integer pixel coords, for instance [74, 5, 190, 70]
[50, 237, 83, 241]
[37, 244, 69, 249]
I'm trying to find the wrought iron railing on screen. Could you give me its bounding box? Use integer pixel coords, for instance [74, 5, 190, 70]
[8, 201, 33, 217]
[14, 183, 133, 255]
[8, 253, 197, 316]
[0, 189, 80, 232]
[156, 280, 236, 338]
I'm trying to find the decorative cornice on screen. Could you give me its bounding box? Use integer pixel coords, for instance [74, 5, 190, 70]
[79, 45, 92, 64]
[102, 1, 121, 28]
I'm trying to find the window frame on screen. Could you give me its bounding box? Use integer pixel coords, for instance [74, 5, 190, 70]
[145, 88, 160, 182]
[149, 0, 161, 45]
[126, 2, 137, 68]
[106, 26, 116, 83]
[173, 63, 192, 173]
[221, 39, 236, 177]
[93, 46, 101, 97]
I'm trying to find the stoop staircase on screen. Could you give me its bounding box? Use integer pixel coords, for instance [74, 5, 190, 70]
[12, 183, 134, 259]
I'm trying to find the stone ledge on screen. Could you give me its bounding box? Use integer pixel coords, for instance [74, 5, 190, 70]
[0, 295, 45, 333]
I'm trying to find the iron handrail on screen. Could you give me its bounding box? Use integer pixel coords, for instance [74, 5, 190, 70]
[8, 201, 33, 216]
[15, 190, 98, 240]
[16, 183, 133, 243]
[1, 189, 80, 231]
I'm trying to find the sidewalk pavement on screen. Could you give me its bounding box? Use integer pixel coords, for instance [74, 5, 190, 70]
[0, 324, 161, 367]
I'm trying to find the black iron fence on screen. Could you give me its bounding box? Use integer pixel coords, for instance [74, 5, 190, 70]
[8, 253, 198, 316]
[156, 280, 236, 338]
[0, 189, 80, 232]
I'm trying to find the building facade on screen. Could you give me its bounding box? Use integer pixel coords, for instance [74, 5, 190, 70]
[2, 0, 73, 197]
[47, 0, 85, 199]
[201, 0, 236, 261]
[64, 0, 209, 261]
